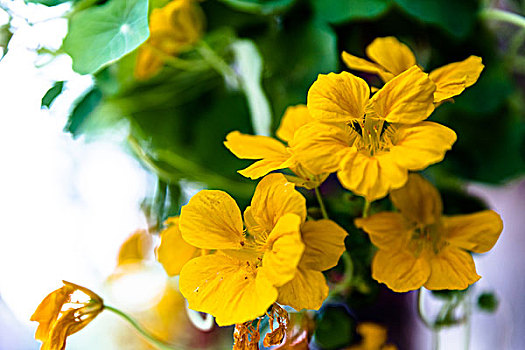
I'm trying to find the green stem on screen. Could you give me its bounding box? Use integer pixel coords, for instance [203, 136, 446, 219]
[362, 199, 371, 218]
[314, 187, 329, 220]
[463, 293, 472, 350]
[144, 44, 209, 71]
[417, 288, 435, 330]
[196, 41, 239, 87]
[480, 8, 525, 28]
[104, 305, 178, 350]
[328, 251, 354, 298]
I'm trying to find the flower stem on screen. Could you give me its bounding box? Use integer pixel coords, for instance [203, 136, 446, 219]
[328, 251, 354, 298]
[104, 305, 178, 350]
[417, 288, 435, 330]
[480, 8, 525, 29]
[196, 41, 239, 87]
[314, 186, 329, 220]
[362, 199, 371, 218]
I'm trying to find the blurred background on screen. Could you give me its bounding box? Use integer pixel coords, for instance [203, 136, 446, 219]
[0, 0, 524, 349]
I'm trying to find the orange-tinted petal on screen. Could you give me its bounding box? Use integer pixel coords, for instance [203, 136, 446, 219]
[134, 47, 164, 80]
[337, 151, 408, 201]
[367, 66, 435, 124]
[224, 131, 291, 179]
[355, 212, 410, 251]
[366, 36, 416, 76]
[291, 122, 357, 175]
[443, 210, 503, 253]
[341, 51, 394, 81]
[390, 173, 442, 226]
[429, 56, 484, 103]
[307, 72, 369, 123]
[276, 105, 314, 143]
[179, 253, 278, 326]
[117, 229, 153, 266]
[389, 121, 457, 171]
[260, 213, 305, 287]
[180, 190, 244, 250]
[157, 217, 199, 276]
[424, 247, 480, 290]
[245, 174, 306, 238]
[277, 267, 328, 311]
[299, 219, 347, 271]
[372, 249, 431, 292]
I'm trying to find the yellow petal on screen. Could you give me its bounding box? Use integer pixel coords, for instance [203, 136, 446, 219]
[389, 121, 457, 171]
[355, 212, 410, 251]
[291, 122, 357, 175]
[429, 56, 484, 103]
[117, 229, 152, 266]
[224, 131, 291, 179]
[180, 190, 244, 250]
[390, 173, 442, 226]
[157, 217, 199, 276]
[352, 322, 389, 350]
[337, 151, 407, 201]
[134, 47, 164, 80]
[307, 72, 370, 123]
[31, 284, 75, 342]
[260, 213, 305, 287]
[424, 247, 480, 290]
[245, 174, 306, 238]
[179, 254, 278, 326]
[299, 219, 347, 271]
[443, 210, 503, 253]
[367, 66, 436, 124]
[372, 249, 431, 292]
[366, 36, 416, 76]
[341, 51, 394, 81]
[276, 104, 314, 143]
[277, 267, 328, 311]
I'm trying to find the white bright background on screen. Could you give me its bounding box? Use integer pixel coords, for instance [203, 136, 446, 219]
[0, 1, 524, 350]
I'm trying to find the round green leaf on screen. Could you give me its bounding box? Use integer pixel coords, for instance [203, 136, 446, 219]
[311, 0, 392, 24]
[63, 0, 149, 75]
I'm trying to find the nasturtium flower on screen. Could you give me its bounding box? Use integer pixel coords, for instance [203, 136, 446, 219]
[117, 229, 153, 266]
[346, 323, 397, 350]
[135, 0, 204, 80]
[292, 67, 456, 201]
[157, 217, 202, 276]
[342, 36, 484, 103]
[31, 281, 104, 350]
[176, 173, 347, 326]
[224, 105, 328, 189]
[355, 174, 503, 292]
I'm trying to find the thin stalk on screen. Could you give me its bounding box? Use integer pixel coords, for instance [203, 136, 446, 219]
[314, 186, 329, 219]
[362, 199, 371, 218]
[104, 305, 178, 350]
[196, 41, 239, 87]
[463, 293, 472, 350]
[417, 288, 435, 329]
[480, 8, 525, 28]
[328, 251, 354, 298]
[143, 44, 209, 71]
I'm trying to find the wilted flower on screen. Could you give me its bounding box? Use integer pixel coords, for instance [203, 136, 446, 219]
[31, 281, 104, 350]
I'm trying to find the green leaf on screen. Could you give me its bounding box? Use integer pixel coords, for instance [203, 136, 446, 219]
[232, 39, 272, 136]
[218, 0, 296, 15]
[257, 19, 338, 126]
[26, 0, 71, 6]
[313, 304, 356, 349]
[311, 0, 392, 24]
[41, 81, 64, 108]
[477, 292, 498, 313]
[63, 0, 149, 75]
[393, 0, 479, 38]
[64, 88, 103, 137]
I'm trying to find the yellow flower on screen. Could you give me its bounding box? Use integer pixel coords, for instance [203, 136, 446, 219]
[176, 173, 347, 325]
[117, 229, 153, 266]
[157, 217, 202, 276]
[292, 67, 456, 201]
[31, 281, 104, 350]
[224, 104, 328, 189]
[135, 0, 205, 80]
[341, 36, 484, 103]
[346, 323, 397, 350]
[355, 174, 503, 292]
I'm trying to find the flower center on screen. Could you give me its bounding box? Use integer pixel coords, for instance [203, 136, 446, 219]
[350, 116, 394, 156]
[408, 222, 447, 257]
